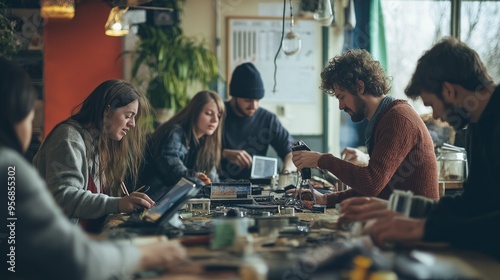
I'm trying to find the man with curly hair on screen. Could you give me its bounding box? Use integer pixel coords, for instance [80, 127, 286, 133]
[292, 49, 439, 208]
[340, 37, 500, 259]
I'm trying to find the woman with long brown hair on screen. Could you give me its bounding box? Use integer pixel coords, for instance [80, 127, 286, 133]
[0, 57, 186, 280]
[33, 80, 155, 232]
[140, 90, 224, 194]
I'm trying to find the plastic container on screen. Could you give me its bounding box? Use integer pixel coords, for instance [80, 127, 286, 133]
[211, 209, 249, 252]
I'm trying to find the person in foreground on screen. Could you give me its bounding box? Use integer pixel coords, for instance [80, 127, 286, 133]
[33, 79, 155, 232]
[0, 57, 187, 280]
[140, 90, 224, 195]
[292, 49, 439, 208]
[221, 62, 296, 179]
[340, 37, 500, 259]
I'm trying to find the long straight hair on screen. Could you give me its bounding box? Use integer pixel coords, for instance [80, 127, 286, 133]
[152, 90, 225, 173]
[0, 57, 37, 154]
[70, 80, 151, 196]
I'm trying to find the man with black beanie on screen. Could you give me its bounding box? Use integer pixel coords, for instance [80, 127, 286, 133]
[221, 62, 296, 180]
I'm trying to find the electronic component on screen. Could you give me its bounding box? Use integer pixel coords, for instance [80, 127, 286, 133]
[185, 198, 211, 214]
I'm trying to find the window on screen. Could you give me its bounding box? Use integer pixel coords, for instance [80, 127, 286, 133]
[382, 0, 451, 114]
[461, 1, 500, 82]
[382, 0, 499, 114]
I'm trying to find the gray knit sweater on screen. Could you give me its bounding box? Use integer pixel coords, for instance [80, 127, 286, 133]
[33, 121, 120, 223]
[0, 147, 139, 280]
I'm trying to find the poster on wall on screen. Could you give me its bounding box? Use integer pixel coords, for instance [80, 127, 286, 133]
[227, 17, 320, 104]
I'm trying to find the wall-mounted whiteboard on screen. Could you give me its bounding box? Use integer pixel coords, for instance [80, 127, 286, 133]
[227, 17, 320, 104]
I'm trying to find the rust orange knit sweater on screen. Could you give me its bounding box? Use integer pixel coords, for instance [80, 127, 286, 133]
[320, 100, 439, 207]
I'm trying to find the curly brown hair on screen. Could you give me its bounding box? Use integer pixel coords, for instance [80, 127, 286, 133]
[320, 49, 391, 97]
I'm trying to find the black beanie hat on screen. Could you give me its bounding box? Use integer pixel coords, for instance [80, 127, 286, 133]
[229, 62, 265, 99]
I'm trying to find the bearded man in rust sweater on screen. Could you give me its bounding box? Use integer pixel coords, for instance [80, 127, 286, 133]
[292, 49, 440, 208]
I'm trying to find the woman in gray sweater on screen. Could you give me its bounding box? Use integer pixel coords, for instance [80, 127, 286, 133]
[33, 79, 155, 232]
[0, 57, 186, 279]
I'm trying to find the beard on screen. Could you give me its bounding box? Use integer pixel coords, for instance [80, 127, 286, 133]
[442, 101, 470, 130]
[347, 95, 366, 123]
[234, 98, 255, 118]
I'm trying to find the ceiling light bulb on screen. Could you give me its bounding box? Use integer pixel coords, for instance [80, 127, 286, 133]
[112, 22, 122, 31]
[282, 0, 301, 56]
[40, 0, 75, 20]
[314, 0, 334, 26]
[282, 30, 301, 56]
[105, 6, 129, 36]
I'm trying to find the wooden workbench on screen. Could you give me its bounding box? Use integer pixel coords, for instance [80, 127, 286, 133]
[102, 208, 500, 279]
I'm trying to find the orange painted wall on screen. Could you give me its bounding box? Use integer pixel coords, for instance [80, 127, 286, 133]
[44, 0, 123, 135]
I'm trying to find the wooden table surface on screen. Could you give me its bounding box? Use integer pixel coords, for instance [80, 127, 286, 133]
[103, 208, 500, 280]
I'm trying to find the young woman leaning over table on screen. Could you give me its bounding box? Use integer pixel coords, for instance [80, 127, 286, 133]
[0, 56, 186, 280]
[33, 79, 155, 233]
[139, 90, 224, 197]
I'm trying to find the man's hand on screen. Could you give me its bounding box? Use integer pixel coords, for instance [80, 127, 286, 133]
[285, 188, 327, 209]
[363, 212, 425, 247]
[341, 147, 369, 167]
[340, 197, 388, 221]
[222, 149, 253, 169]
[292, 150, 323, 171]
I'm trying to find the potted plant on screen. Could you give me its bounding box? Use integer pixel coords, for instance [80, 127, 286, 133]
[124, 0, 218, 126]
[129, 25, 218, 115]
[0, 3, 19, 59]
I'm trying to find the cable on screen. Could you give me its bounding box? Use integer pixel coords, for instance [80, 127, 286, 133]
[272, 0, 287, 93]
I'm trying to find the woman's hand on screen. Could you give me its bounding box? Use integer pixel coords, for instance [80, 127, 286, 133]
[137, 240, 188, 271]
[118, 192, 155, 213]
[195, 172, 211, 185]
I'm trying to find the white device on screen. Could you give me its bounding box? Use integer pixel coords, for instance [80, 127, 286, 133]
[250, 155, 278, 179]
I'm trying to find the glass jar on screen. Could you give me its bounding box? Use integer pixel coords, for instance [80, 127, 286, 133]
[437, 150, 468, 182]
